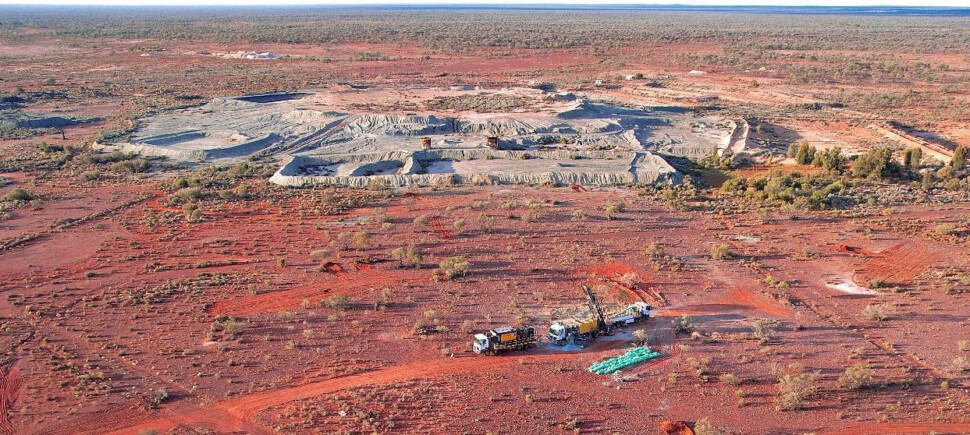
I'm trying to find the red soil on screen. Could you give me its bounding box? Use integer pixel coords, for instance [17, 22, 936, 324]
[662, 287, 794, 320]
[108, 342, 633, 435]
[0, 365, 22, 435]
[583, 261, 665, 306]
[207, 263, 425, 316]
[660, 420, 694, 435]
[856, 241, 934, 286]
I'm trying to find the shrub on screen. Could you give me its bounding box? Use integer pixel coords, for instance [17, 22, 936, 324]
[922, 170, 934, 191]
[694, 418, 726, 435]
[953, 356, 970, 373]
[146, 388, 169, 409]
[81, 171, 101, 181]
[323, 295, 350, 311]
[604, 201, 626, 214]
[352, 231, 371, 249]
[814, 147, 846, 174]
[478, 214, 495, 232]
[710, 244, 735, 260]
[86, 150, 135, 164]
[3, 188, 32, 202]
[109, 158, 149, 173]
[936, 223, 955, 236]
[222, 319, 247, 340]
[719, 373, 741, 386]
[390, 244, 423, 268]
[413, 215, 429, 226]
[645, 242, 665, 259]
[434, 256, 470, 281]
[672, 315, 694, 335]
[174, 187, 203, 201]
[632, 329, 649, 346]
[309, 249, 330, 261]
[372, 288, 392, 311]
[952, 145, 968, 170]
[750, 319, 775, 345]
[795, 141, 816, 165]
[852, 147, 896, 180]
[720, 177, 746, 193]
[838, 362, 874, 389]
[775, 371, 819, 411]
[903, 148, 922, 170]
[861, 302, 893, 322]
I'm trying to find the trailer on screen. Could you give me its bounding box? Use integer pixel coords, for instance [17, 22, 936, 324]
[472, 326, 539, 355]
[606, 301, 651, 325]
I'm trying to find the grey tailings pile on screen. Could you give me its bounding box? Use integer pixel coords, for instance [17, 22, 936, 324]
[94, 88, 742, 187]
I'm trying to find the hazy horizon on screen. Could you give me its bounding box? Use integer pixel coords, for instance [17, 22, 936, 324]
[1, 1, 968, 8]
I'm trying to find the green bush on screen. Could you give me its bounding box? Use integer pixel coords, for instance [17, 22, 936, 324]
[4, 188, 32, 202]
[433, 256, 470, 281]
[851, 147, 897, 180]
[795, 141, 816, 165]
[952, 145, 967, 170]
[838, 362, 874, 389]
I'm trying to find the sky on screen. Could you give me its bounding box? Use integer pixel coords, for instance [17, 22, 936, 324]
[0, 0, 967, 7]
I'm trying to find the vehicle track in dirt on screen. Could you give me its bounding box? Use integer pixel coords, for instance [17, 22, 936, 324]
[855, 241, 934, 287]
[107, 342, 640, 434]
[0, 191, 154, 254]
[0, 364, 22, 435]
[821, 422, 970, 435]
[660, 287, 794, 320]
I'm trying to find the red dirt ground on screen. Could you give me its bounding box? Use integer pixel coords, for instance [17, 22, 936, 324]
[1, 27, 969, 434]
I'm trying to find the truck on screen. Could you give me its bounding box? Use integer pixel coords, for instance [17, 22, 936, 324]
[607, 301, 651, 326]
[548, 318, 599, 346]
[549, 286, 650, 347]
[472, 326, 539, 355]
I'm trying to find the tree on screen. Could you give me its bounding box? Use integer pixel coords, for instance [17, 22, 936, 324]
[953, 145, 968, 170]
[795, 141, 816, 165]
[903, 148, 922, 170]
[813, 147, 846, 174]
[921, 170, 934, 191]
[852, 147, 895, 180]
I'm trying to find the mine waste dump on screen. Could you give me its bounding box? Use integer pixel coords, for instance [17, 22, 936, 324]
[95, 88, 744, 187]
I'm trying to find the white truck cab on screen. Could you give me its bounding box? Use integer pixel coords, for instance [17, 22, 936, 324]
[472, 333, 489, 354]
[548, 322, 567, 344]
[632, 301, 651, 317]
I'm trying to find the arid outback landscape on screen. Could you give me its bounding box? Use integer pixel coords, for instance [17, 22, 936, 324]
[1, 5, 970, 434]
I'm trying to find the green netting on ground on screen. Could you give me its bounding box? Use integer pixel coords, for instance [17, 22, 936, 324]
[588, 347, 662, 374]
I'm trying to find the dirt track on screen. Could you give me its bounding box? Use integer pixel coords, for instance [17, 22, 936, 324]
[107, 343, 636, 434]
[0, 364, 22, 435]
